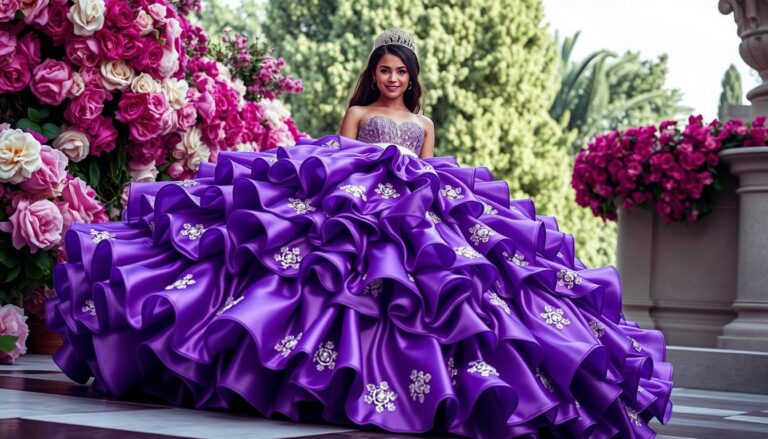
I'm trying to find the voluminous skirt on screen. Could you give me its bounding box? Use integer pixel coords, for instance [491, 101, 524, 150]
[47, 135, 673, 438]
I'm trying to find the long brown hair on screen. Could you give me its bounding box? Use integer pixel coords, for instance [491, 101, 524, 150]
[348, 45, 424, 113]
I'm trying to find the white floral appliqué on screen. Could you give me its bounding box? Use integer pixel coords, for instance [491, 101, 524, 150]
[274, 332, 303, 357]
[215, 296, 244, 316]
[409, 370, 431, 403]
[339, 184, 367, 201]
[503, 250, 529, 267]
[180, 223, 205, 240]
[625, 403, 643, 426]
[482, 202, 498, 215]
[274, 246, 302, 269]
[287, 198, 317, 214]
[540, 305, 571, 330]
[440, 185, 463, 200]
[363, 278, 383, 297]
[90, 229, 115, 244]
[488, 291, 511, 315]
[324, 139, 341, 150]
[535, 368, 555, 393]
[425, 211, 441, 224]
[467, 360, 499, 377]
[556, 268, 582, 289]
[82, 299, 96, 316]
[469, 224, 495, 245]
[364, 381, 397, 413]
[627, 336, 642, 353]
[447, 357, 458, 386]
[176, 179, 199, 187]
[313, 341, 338, 371]
[375, 182, 400, 199]
[165, 274, 196, 290]
[454, 246, 481, 259]
[589, 321, 606, 338]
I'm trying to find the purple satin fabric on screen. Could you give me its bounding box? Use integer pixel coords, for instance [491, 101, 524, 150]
[47, 134, 672, 438]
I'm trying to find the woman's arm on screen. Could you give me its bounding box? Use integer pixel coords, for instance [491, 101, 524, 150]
[340, 106, 365, 139]
[419, 116, 435, 159]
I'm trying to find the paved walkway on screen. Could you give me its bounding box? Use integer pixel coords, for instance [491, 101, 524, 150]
[1, 355, 766, 438]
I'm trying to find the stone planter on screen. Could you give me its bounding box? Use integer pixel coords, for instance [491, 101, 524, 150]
[717, 146, 768, 351]
[617, 173, 739, 347]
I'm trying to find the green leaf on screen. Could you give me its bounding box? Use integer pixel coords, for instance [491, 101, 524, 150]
[15, 119, 42, 135]
[24, 261, 42, 280]
[2, 263, 21, 283]
[0, 335, 17, 353]
[89, 161, 101, 187]
[0, 250, 18, 269]
[41, 123, 60, 141]
[30, 250, 51, 271]
[14, 10, 24, 20]
[27, 107, 49, 123]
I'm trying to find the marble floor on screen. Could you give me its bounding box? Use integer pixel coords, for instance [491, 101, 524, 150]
[1, 355, 767, 438]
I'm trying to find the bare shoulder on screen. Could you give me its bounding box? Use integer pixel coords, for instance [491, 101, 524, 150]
[417, 113, 434, 131]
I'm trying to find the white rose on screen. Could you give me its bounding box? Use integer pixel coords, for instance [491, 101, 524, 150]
[100, 60, 135, 91]
[234, 143, 255, 152]
[146, 4, 166, 23]
[67, 0, 105, 36]
[157, 49, 179, 79]
[173, 127, 210, 171]
[131, 73, 161, 94]
[161, 78, 188, 110]
[128, 160, 158, 183]
[0, 129, 43, 184]
[69, 72, 85, 97]
[134, 10, 154, 36]
[260, 99, 291, 129]
[52, 130, 90, 162]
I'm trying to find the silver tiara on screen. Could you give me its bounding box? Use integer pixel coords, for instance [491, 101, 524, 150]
[372, 28, 417, 56]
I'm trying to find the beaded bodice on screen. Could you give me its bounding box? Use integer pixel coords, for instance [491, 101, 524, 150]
[357, 115, 425, 156]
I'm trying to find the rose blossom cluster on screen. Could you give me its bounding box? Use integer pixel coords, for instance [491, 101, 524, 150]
[0, 304, 28, 364]
[0, 126, 107, 255]
[572, 115, 731, 223]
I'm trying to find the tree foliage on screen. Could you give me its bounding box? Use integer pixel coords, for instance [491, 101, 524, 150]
[192, 0, 263, 41]
[719, 64, 743, 120]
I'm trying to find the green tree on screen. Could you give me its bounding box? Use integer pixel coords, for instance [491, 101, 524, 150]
[263, 0, 615, 266]
[719, 64, 743, 120]
[192, 0, 264, 40]
[551, 33, 688, 154]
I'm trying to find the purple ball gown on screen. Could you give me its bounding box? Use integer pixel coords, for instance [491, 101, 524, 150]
[47, 116, 673, 438]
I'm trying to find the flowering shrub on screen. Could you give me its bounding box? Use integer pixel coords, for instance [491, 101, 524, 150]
[572, 115, 768, 223]
[0, 304, 28, 364]
[0, 0, 304, 317]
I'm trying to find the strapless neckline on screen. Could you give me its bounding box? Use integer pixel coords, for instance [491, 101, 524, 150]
[361, 115, 425, 134]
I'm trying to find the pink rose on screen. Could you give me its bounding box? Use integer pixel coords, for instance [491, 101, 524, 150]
[146, 3, 166, 23]
[65, 36, 100, 67]
[41, 3, 71, 44]
[23, 285, 55, 320]
[59, 176, 105, 228]
[146, 92, 170, 118]
[17, 32, 41, 66]
[167, 161, 183, 179]
[19, 144, 68, 196]
[0, 0, 18, 22]
[195, 91, 215, 121]
[20, 0, 48, 25]
[120, 28, 141, 60]
[172, 103, 197, 132]
[30, 59, 73, 105]
[0, 199, 63, 253]
[0, 54, 30, 92]
[0, 305, 28, 365]
[115, 92, 148, 122]
[86, 115, 117, 155]
[94, 28, 122, 60]
[129, 114, 163, 141]
[64, 88, 105, 128]
[0, 30, 15, 58]
[105, 0, 133, 28]
[137, 39, 164, 69]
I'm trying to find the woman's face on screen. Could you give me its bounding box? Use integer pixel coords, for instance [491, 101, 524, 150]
[373, 53, 409, 100]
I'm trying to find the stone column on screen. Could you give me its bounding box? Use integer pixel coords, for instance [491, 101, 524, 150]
[717, 147, 768, 351]
[720, 0, 768, 117]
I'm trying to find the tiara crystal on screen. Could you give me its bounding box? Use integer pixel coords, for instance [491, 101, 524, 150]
[372, 28, 417, 55]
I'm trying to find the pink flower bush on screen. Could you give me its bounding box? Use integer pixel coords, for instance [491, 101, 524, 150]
[23, 285, 55, 320]
[0, 198, 64, 253]
[0, 304, 28, 364]
[573, 115, 768, 223]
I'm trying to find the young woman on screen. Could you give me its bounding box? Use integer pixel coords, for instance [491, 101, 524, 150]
[48, 29, 672, 438]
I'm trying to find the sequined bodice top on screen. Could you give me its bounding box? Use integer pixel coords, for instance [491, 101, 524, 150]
[357, 115, 425, 156]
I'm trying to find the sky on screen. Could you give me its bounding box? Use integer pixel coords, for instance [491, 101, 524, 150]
[543, 0, 759, 120]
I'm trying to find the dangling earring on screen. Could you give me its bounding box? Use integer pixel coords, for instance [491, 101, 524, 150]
[407, 82, 413, 90]
[371, 80, 377, 90]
